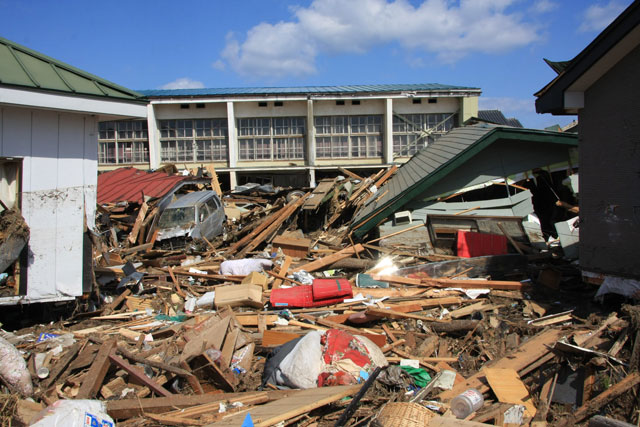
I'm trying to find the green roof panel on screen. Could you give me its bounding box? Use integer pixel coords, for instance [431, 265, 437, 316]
[0, 36, 144, 101]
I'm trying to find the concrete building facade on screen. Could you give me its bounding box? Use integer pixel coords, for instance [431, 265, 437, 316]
[98, 84, 480, 189]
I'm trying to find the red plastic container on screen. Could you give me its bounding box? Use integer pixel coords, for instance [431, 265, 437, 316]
[312, 278, 352, 300]
[270, 279, 353, 308]
[456, 230, 508, 258]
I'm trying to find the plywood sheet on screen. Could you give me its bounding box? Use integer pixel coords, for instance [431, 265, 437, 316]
[207, 385, 360, 426]
[483, 368, 536, 417]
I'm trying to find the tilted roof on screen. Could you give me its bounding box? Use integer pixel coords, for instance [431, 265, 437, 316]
[0, 37, 145, 101]
[478, 110, 523, 128]
[97, 168, 197, 204]
[350, 124, 578, 237]
[139, 83, 481, 98]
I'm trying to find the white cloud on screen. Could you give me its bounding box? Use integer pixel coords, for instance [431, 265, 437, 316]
[579, 1, 628, 33]
[211, 60, 226, 71]
[219, 0, 541, 78]
[160, 78, 205, 90]
[529, 0, 557, 14]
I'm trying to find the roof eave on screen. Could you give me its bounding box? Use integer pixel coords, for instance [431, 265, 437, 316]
[535, 1, 640, 114]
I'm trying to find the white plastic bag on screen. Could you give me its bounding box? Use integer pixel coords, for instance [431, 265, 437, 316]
[277, 330, 324, 389]
[30, 399, 114, 426]
[0, 335, 32, 396]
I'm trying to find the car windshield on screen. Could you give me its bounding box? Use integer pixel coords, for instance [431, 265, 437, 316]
[157, 207, 196, 228]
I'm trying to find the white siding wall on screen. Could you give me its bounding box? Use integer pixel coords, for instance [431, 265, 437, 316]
[0, 105, 97, 300]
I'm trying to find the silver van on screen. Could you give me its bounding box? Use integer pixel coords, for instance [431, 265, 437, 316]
[155, 190, 225, 248]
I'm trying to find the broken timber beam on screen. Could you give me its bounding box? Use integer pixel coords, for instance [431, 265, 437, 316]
[108, 353, 173, 397]
[292, 244, 364, 273]
[76, 339, 117, 399]
[572, 372, 640, 423]
[235, 192, 310, 258]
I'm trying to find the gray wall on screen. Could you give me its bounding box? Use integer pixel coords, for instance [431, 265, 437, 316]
[579, 43, 640, 277]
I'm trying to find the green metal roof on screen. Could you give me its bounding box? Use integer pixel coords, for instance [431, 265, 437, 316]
[139, 83, 481, 98]
[0, 37, 145, 101]
[350, 124, 578, 238]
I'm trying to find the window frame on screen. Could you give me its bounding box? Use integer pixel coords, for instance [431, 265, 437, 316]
[98, 120, 149, 165]
[314, 115, 383, 159]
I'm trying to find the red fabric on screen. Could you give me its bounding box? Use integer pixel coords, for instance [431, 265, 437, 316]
[317, 371, 357, 387]
[320, 329, 372, 368]
[456, 230, 508, 258]
[312, 278, 352, 300]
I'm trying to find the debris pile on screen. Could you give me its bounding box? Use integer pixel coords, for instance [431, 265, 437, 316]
[0, 164, 638, 427]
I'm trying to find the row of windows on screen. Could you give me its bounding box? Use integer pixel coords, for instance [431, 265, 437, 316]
[99, 141, 149, 164]
[99, 121, 148, 140]
[98, 113, 456, 164]
[99, 121, 149, 164]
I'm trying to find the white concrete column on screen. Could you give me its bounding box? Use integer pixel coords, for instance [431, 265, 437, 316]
[308, 168, 316, 188]
[229, 171, 237, 190]
[384, 98, 394, 164]
[306, 99, 316, 166]
[226, 101, 237, 168]
[146, 104, 160, 170]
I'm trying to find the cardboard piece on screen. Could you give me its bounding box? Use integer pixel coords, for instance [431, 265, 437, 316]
[241, 271, 269, 291]
[215, 284, 264, 309]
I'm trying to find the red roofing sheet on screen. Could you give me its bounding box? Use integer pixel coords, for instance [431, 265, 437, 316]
[97, 167, 191, 204]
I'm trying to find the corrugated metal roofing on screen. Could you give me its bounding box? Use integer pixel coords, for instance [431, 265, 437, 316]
[478, 110, 523, 128]
[139, 83, 481, 97]
[0, 37, 145, 101]
[97, 168, 193, 204]
[351, 124, 578, 235]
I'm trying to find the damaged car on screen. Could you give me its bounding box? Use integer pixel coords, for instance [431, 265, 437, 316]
[155, 190, 225, 249]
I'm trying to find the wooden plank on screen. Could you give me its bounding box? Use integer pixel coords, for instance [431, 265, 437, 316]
[262, 330, 301, 347]
[76, 339, 117, 399]
[41, 342, 82, 389]
[206, 164, 223, 196]
[237, 192, 311, 258]
[272, 256, 292, 289]
[449, 301, 502, 319]
[128, 201, 149, 245]
[234, 313, 278, 327]
[106, 390, 293, 419]
[102, 288, 132, 315]
[373, 165, 397, 189]
[483, 368, 537, 417]
[292, 244, 364, 273]
[338, 167, 364, 181]
[423, 278, 526, 291]
[207, 385, 360, 426]
[220, 328, 240, 369]
[371, 274, 422, 286]
[439, 328, 565, 401]
[108, 354, 173, 397]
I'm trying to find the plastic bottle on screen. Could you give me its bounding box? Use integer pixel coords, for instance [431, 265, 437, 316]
[450, 388, 484, 419]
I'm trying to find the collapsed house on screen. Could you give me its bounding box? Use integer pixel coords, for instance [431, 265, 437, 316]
[350, 123, 578, 258]
[0, 37, 147, 304]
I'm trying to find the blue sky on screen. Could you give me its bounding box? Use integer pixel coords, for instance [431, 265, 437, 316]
[0, 0, 633, 129]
